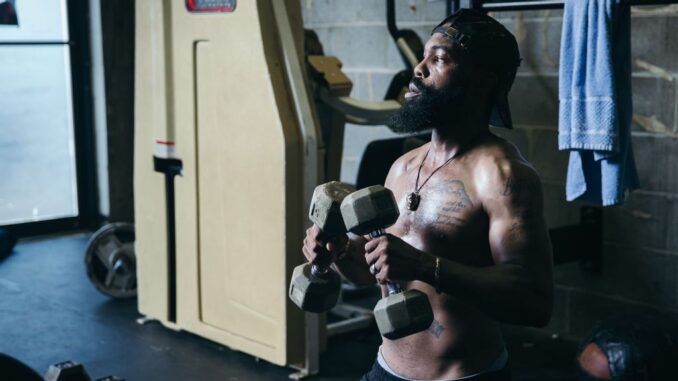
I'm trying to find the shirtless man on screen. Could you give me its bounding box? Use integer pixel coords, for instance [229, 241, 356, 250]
[303, 9, 553, 381]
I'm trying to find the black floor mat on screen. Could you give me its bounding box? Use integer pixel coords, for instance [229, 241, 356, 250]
[0, 233, 576, 380]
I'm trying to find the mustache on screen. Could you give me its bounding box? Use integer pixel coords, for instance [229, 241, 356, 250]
[409, 77, 436, 97]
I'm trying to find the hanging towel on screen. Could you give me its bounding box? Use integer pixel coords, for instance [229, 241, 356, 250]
[558, 0, 639, 206]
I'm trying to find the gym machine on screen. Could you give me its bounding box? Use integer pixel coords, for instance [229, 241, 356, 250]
[133, 1, 309, 375]
[127, 0, 417, 379]
[81, 0, 426, 377]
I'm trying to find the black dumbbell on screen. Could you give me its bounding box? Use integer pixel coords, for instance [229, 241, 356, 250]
[45, 361, 91, 381]
[341, 185, 433, 340]
[289, 181, 355, 313]
[44, 360, 125, 381]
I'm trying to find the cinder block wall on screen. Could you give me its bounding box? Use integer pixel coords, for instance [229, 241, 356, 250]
[302, 1, 678, 339]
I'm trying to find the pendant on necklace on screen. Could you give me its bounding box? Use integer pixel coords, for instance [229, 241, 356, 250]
[406, 192, 421, 211]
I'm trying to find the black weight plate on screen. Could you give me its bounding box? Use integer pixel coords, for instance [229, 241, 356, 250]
[85, 223, 137, 298]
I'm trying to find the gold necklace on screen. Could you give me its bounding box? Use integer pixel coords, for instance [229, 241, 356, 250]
[406, 148, 462, 211]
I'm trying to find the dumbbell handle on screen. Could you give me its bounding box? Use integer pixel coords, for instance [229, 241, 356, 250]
[368, 229, 403, 296]
[310, 263, 330, 276]
[310, 230, 342, 277]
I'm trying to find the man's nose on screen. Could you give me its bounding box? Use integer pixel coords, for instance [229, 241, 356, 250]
[413, 59, 427, 79]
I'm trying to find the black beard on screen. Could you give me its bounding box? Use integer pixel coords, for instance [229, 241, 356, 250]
[388, 77, 466, 133]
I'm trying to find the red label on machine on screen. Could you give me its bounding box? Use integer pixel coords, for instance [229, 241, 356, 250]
[186, 0, 236, 12]
[154, 140, 177, 159]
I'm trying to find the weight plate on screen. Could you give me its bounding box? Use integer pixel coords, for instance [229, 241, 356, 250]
[85, 223, 137, 298]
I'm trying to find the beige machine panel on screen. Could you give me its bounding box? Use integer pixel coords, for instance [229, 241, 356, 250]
[135, 0, 307, 367]
[195, 39, 286, 350]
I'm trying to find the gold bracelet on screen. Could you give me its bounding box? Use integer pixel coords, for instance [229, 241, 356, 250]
[434, 256, 441, 294]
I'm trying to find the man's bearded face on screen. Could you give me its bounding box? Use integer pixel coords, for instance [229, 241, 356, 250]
[388, 76, 468, 133]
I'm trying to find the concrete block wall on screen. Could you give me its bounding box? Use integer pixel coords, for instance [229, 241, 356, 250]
[494, 6, 678, 338]
[302, 1, 678, 339]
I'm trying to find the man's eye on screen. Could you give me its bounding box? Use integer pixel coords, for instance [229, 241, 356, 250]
[433, 56, 445, 63]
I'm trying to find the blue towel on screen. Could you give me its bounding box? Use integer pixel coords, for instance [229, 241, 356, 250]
[558, 0, 639, 206]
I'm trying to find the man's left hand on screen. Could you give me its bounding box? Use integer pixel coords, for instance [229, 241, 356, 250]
[364, 234, 434, 284]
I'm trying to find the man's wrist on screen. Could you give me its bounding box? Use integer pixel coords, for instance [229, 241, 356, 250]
[419, 253, 437, 285]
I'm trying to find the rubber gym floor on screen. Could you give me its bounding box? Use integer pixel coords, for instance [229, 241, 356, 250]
[0, 233, 576, 381]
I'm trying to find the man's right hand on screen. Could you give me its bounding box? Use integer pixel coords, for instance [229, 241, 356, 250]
[302, 225, 348, 269]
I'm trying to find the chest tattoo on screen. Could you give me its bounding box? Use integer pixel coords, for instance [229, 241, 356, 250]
[419, 180, 474, 230]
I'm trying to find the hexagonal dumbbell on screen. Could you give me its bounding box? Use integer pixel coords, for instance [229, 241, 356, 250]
[289, 181, 355, 313]
[340, 185, 433, 340]
[44, 360, 125, 381]
[44, 361, 91, 381]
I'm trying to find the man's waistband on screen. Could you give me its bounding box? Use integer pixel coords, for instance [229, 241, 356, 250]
[375, 346, 509, 381]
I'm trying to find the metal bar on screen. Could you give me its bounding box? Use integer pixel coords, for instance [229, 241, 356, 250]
[479, 0, 563, 11]
[327, 315, 374, 336]
[476, 0, 678, 12]
[153, 157, 183, 323]
[69, 0, 100, 231]
[330, 303, 374, 319]
[386, 0, 418, 69]
[386, 0, 398, 41]
[0, 41, 71, 45]
[318, 87, 400, 126]
[327, 303, 374, 337]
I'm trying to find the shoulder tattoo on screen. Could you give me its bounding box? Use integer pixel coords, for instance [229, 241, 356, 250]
[500, 174, 540, 198]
